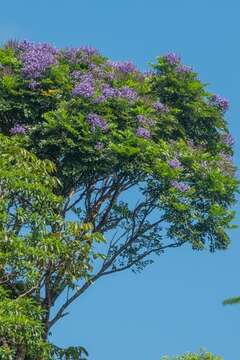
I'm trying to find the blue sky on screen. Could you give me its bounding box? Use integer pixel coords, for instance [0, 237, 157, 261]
[1, 0, 240, 359]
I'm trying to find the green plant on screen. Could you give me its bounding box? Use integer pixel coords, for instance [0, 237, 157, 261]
[0, 40, 238, 358]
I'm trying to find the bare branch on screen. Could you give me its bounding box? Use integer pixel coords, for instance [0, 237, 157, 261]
[17, 286, 37, 299]
[48, 271, 103, 329]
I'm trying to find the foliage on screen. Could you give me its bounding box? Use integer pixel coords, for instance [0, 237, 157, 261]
[0, 40, 238, 358]
[0, 134, 95, 358]
[0, 286, 51, 359]
[162, 349, 222, 360]
[223, 295, 240, 305]
[53, 346, 88, 360]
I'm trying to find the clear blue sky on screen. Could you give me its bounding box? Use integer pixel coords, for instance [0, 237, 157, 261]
[1, 1, 240, 359]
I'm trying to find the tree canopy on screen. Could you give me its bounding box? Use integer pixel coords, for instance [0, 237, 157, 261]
[0, 40, 238, 359]
[162, 349, 222, 360]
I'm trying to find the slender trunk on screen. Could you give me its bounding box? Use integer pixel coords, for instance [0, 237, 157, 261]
[43, 318, 49, 341]
[15, 345, 26, 360]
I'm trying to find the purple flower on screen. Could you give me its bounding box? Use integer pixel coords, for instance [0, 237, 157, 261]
[88, 63, 106, 78]
[72, 74, 95, 98]
[71, 70, 82, 81]
[163, 52, 181, 65]
[219, 151, 233, 162]
[137, 115, 156, 127]
[171, 180, 190, 192]
[78, 73, 94, 83]
[79, 46, 98, 56]
[1, 66, 13, 76]
[136, 127, 151, 139]
[62, 46, 98, 64]
[176, 64, 192, 74]
[62, 48, 80, 63]
[19, 40, 57, 79]
[143, 70, 155, 78]
[109, 61, 137, 73]
[28, 80, 38, 89]
[94, 142, 104, 150]
[78, 46, 99, 65]
[106, 71, 115, 81]
[102, 84, 118, 98]
[94, 85, 118, 103]
[153, 101, 169, 113]
[168, 158, 182, 169]
[222, 133, 235, 147]
[210, 94, 229, 112]
[137, 115, 146, 123]
[72, 82, 94, 98]
[87, 113, 108, 132]
[10, 124, 27, 135]
[119, 86, 138, 100]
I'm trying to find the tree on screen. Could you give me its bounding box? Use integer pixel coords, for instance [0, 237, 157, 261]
[0, 135, 92, 359]
[161, 349, 222, 360]
[0, 40, 238, 358]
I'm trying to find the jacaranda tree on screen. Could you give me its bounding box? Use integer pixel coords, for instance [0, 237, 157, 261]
[0, 40, 238, 359]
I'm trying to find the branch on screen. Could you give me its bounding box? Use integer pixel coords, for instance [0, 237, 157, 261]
[101, 240, 187, 276]
[48, 271, 104, 329]
[17, 286, 37, 299]
[48, 239, 187, 330]
[64, 188, 86, 213]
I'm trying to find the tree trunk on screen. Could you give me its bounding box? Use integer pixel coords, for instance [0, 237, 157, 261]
[15, 346, 26, 360]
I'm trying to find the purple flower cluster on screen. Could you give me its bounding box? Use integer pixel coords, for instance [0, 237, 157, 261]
[136, 127, 151, 139]
[119, 86, 138, 100]
[10, 124, 27, 135]
[168, 158, 182, 169]
[79, 46, 98, 56]
[71, 70, 82, 81]
[109, 61, 137, 73]
[153, 101, 169, 113]
[88, 63, 106, 79]
[19, 41, 57, 79]
[210, 94, 229, 112]
[87, 113, 108, 132]
[219, 151, 233, 162]
[63, 46, 98, 64]
[72, 82, 94, 98]
[79, 46, 99, 64]
[176, 64, 192, 74]
[78, 73, 94, 83]
[1, 66, 13, 76]
[102, 84, 117, 97]
[94, 84, 119, 103]
[94, 142, 104, 150]
[28, 80, 38, 89]
[222, 133, 235, 147]
[95, 84, 138, 103]
[171, 180, 190, 192]
[72, 73, 95, 98]
[143, 70, 155, 78]
[163, 52, 181, 65]
[63, 48, 80, 64]
[137, 115, 156, 127]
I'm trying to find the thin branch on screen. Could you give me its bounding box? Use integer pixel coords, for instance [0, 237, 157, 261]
[17, 286, 37, 299]
[101, 240, 187, 276]
[48, 271, 104, 329]
[64, 188, 86, 213]
[48, 239, 187, 330]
